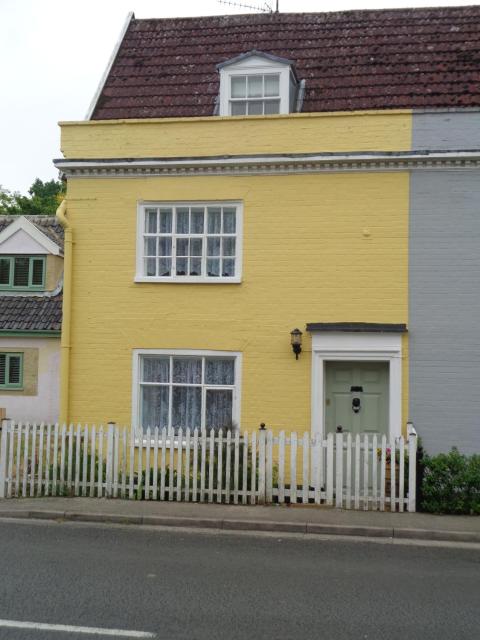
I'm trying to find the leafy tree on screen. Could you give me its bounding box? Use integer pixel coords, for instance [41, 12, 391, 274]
[0, 179, 65, 215]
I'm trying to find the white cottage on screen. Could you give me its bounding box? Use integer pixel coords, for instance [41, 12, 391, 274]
[0, 216, 62, 424]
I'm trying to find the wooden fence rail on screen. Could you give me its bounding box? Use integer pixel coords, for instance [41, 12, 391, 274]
[0, 419, 417, 511]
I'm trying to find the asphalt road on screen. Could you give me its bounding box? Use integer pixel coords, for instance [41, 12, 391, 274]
[0, 519, 478, 640]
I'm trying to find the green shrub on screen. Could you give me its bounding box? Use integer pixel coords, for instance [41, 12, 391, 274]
[420, 448, 480, 515]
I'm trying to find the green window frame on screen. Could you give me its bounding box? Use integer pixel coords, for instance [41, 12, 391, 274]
[0, 353, 23, 389]
[0, 256, 46, 290]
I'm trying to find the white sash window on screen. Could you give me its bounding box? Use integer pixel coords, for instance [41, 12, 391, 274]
[133, 350, 242, 434]
[136, 202, 242, 283]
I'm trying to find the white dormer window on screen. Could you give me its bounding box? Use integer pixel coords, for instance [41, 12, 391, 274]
[230, 73, 280, 115]
[217, 50, 299, 117]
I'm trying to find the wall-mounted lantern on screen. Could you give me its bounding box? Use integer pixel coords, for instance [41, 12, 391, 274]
[290, 328, 303, 360]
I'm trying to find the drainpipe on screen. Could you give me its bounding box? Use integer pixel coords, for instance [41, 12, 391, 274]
[56, 199, 71, 424]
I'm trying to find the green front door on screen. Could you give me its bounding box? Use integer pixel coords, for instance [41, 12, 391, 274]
[325, 361, 389, 436]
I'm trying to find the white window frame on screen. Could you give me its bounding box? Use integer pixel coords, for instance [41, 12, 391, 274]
[219, 58, 292, 117]
[135, 201, 243, 284]
[132, 349, 242, 437]
[229, 72, 282, 116]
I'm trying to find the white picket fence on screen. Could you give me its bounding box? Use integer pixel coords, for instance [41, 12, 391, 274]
[0, 419, 418, 511]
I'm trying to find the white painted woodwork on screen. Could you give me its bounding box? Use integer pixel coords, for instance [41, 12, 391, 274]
[0, 423, 417, 511]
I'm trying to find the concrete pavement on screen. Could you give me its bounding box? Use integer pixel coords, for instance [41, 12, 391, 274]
[0, 497, 478, 543]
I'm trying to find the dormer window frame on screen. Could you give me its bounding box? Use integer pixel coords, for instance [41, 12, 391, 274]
[217, 51, 298, 118]
[0, 255, 46, 291]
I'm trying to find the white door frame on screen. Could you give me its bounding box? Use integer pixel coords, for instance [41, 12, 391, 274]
[311, 332, 403, 441]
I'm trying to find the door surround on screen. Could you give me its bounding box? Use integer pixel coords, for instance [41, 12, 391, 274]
[310, 331, 403, 441]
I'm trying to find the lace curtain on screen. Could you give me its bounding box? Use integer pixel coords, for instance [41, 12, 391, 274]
[141, 356, 234, 432]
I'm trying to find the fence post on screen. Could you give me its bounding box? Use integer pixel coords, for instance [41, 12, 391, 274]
[257, 428, 266, 505]
[106, 422, 115, 498]
[407, 423, 418, 512]
[326, 432, 334, 506]
[0, 419, 10, 499]
[335, 431, 344, 508]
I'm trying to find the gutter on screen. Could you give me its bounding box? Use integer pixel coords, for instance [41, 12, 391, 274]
[55, 200, 71, 424]
[0, 331, 61, 338]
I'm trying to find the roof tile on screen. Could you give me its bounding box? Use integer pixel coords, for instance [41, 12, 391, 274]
[92, 6, 480, 119]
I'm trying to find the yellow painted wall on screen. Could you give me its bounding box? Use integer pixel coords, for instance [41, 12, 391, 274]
[65, 172, 409, 432]
[60, 110, 412, 159]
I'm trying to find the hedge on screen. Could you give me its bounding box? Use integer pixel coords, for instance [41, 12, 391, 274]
[419, 448, 480, 515]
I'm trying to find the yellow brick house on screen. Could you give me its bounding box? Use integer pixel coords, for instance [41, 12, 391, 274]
[54, 7, 480, 454]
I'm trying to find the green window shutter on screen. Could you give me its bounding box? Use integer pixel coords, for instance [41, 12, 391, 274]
[0, 258, 11, 286]
[0, 353, 23, 388]
[31, 257, 45, 286]
[0, 354, 5, 385]
[13, 257, 29, 287]
[8, 355, 21, 385]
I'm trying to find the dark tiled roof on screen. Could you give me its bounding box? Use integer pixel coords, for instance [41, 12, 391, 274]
[91, 6, 480, 120]
[0, 216, 64, 251]
[0, 294, 62, 332]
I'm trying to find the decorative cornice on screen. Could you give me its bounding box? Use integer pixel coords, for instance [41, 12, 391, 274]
[54, 150, 480, 179]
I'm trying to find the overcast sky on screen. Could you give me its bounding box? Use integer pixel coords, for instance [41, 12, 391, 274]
[0, 0, 478, 194]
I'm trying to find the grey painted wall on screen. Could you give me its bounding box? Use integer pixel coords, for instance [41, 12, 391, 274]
[409, 169, 480, 454]
[413, 109, 480, 150]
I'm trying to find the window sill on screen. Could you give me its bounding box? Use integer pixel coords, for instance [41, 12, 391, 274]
[0, 388, 24, 392]
[134, 437, 191, 449]
[134, 276, 241, 284]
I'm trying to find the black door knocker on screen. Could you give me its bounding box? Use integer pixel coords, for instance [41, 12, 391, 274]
[350, 386, 363, 414]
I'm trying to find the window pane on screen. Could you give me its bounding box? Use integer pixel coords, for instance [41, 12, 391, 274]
[231, 75, 246, 98]
[223, 209, 236, 233]
[264, 74, 279, 96]
[190, 257, 202, 276]
[158, 258, 171, 277]
[191, 209, 204, 234]
[247, 75, 263, 98]
[231, 101, 247, 116]
[176, 238, 189, 256]
[190, 238, 202, 256]
[0, 258, 10, 285]
[159, 209, 172, 233]
[172, 386, 202, 430]
[8, 356, 21, 385]
[141, 385, 169, 430]
[144, 237, 157, 256]
[207, 237, 220, 256]
[158, 237, 172, 257]
[205, 358, 235, 385]
[176, 208, 189, 234]
[13, 257, 29, 287]
[145, 209, 157, 233]
[207, 258, 220, 277]
[0, 354, 5, 385]
[247, 101, 263, 116]
[145, 258, 156, 276]
[173, 358, 202, 384]
[222, 258, 235, 277]
[222, 237, 236, 256]
[142, 357, 169, 383]
[206, 389, 233, 430]
[207, 208, 221, 234]
[264, 99, 280, 115]
[175, 257, 188, 276]
[31, 259, 44, 286]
